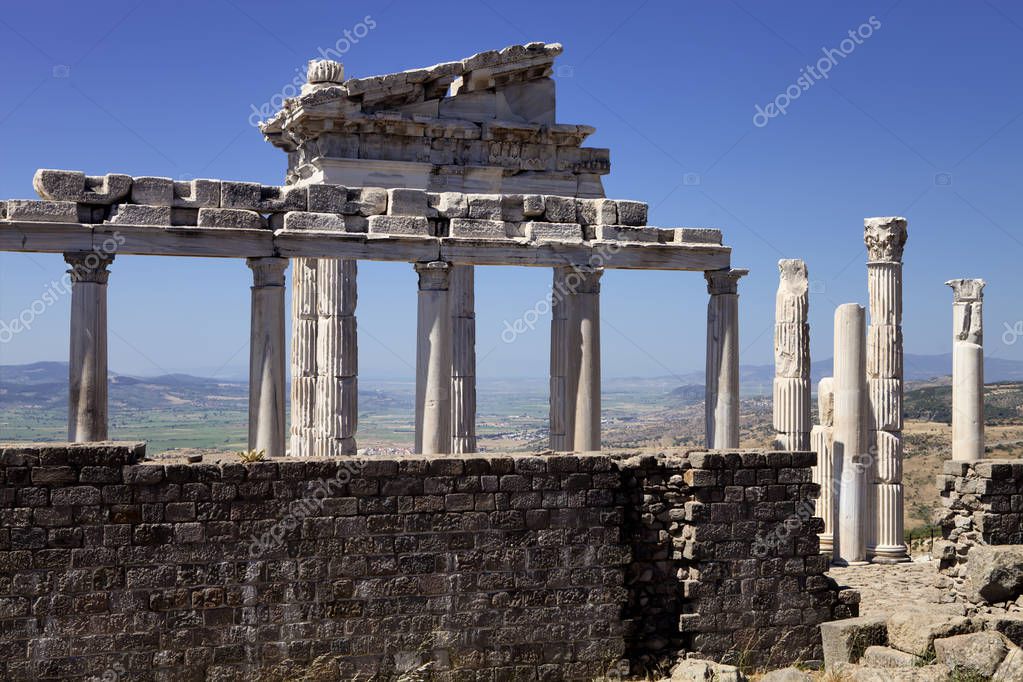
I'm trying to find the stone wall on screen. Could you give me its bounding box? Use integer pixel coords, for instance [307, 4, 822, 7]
[936, 459, 1023, 609]
[0, 443, 850, 680]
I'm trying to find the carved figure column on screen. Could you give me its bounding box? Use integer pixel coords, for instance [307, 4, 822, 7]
[705, 268, 748, 449]
[65, 252, 113, 442]
[315, 259, 358, 456]
[290, 257, 318, 455]
[865, 216, 910, 563]
[834, 303, 869, 566]
[811, 378, 836, 556]
[247, 257, 288, 457]
[947, 278, 985, 462]
[450, 265, 477, 453]
[415, 261, 452, 454]
[774, 259, 811, 450]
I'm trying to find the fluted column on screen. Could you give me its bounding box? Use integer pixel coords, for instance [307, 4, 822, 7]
[947, 278, 985, 462]
[705, 268, 748, 449]
[550, 267, 573, 452]
[247, 257, 288, 457]
[549, 266, 603, 452]
[290, 257, 318, 455]
[415, 261, 452, 454]
[315, 259, 358, 457]
[811, 378, 836, 556]
[65, 252, 113, 442]
[834, 304, 869, 566]
[865, 216, 910, 563]
[450, 265, 477, 453]
[773, 259, 811, 450]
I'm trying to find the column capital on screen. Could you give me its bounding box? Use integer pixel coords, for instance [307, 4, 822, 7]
[247, 257, 288, 287]
[64, 252, 113, 284]
[705, 268, 748, 295]
[415, 261, 450, 291]
[555, 265, 603, 294]
[864, 217, 908, 262]
[946, 278, 985, 302]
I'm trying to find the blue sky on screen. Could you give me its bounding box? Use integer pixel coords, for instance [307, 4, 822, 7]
[1, 0, 1021, 380]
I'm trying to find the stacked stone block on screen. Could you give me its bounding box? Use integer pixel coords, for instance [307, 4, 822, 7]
[936, 459, 1023, 606]
[620, 450, 855, 670]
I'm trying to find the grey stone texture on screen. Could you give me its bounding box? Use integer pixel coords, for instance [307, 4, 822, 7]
[0, 444, 848, 680]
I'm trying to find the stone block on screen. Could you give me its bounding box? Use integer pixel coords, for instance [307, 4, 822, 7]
[387, 188, 429, 216]
[428, 192, 468, 218]
[523, 194, 545, 217]
[281, 212, 346, 231]
[674, 228, 723, 245]
[966, 545, 1023, 603]
[221, 183, 307, 212]
[525, 221, 583, 243]
[467, 194, 502, 220]
[108, 204, 172, 225]
[33, 169, 131, 204]
[449, 218, 507, 239]
[307, 184, 348, 213]
[576, 198, 617, 225]
[934, 631, 1010, 679]
[501, 194, 525, 222]
[861, 645, 922, 668]
[496, 78, 555, 125]
[995, 646, 1023, 681]
[543, 195, 575, 223]
[616, 200, 648, 226]
[173, 179, 221, 208]
[345, 188, 388, 216]
[820, 615, 887, 667]
[196, 208, 265, 229]
[131, 176, 173, 205]
[982, 614, 1023, 647]
[4, 200, 79, 223]
[367, 215, 430, 236]
[759, 668, 812, 682]
[887, 608, 976, 657]
[594, 224, 659, 242]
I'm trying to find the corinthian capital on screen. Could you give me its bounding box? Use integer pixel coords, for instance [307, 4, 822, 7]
[945, 278, 985, 303]
[64, 252, 113, 284]
[705, 268, 749, 295]
[864, 217, 908, 262]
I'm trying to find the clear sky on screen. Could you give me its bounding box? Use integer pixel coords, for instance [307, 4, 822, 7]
[1, 0, 1021, 381]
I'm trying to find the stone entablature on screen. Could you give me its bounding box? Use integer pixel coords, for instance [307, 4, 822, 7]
[259, 43, 610, 196]
[3, 169, 728, 270]
[0, 443, 850, 679]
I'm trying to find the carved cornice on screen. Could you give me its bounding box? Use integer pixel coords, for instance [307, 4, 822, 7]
[864, 217, 908, 263]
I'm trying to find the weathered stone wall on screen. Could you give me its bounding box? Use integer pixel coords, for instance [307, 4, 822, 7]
[936, 459, 1023, 608]
[622, 451, 854, 671]
[0, 443, 848, 680]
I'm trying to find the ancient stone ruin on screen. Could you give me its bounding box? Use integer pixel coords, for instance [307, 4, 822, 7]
[0, 39, 1015, 681]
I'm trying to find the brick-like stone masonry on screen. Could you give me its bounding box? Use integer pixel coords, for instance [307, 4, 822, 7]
[622, 451, 854, 671]
[936, 459, 1023, 605]
[0, 444, 849, 680]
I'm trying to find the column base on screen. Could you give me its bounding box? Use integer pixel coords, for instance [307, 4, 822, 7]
[871, 545, 912, 564]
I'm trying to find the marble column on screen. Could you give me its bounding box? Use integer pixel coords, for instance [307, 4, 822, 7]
[289, 257, 318, 456]
[833, 303, 869, 566]
[247, 257, 288, 457]
[65, 252, 113, 442]
[947, 278, 985, 462]
[811, 378, 836, 555]
[315, 259, 358, 457]
[450, 265, 477, 454]
[864, 216, 910, 563]
[705, 268, 748, 449]
[773, 259, 811, 451]
[415, 261, 452, 455]
[549, 266, 603, 452]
